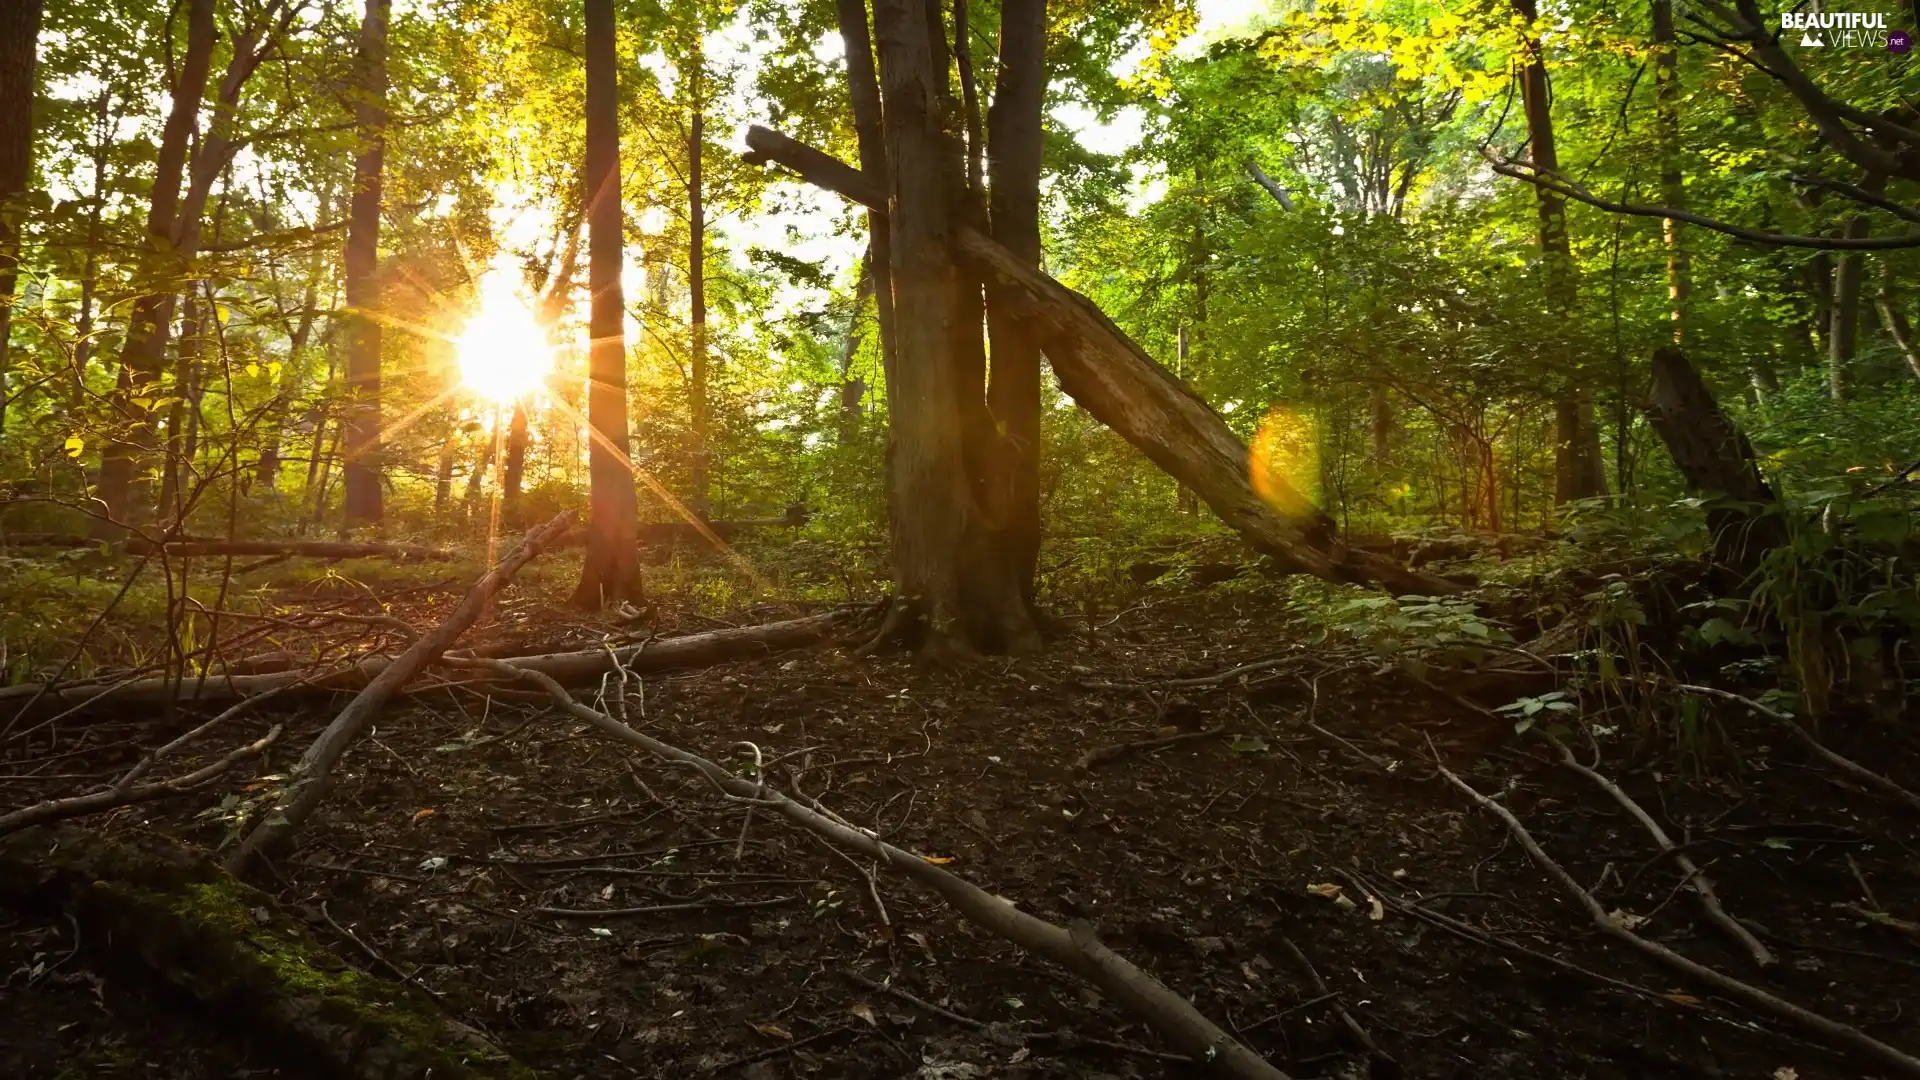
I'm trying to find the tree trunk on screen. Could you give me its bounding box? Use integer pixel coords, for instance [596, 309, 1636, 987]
[688, 66, 711, 517]
[97, 0, 216, 533]
[1875, 262, 1920, 382]
[984, 0, 1047, 608]
[835, 0, 898, 409]
[1646, 347, 1785, 569]
[740, 125, 1462, 596]
[1651, 0, 1688, 340]
[1515, 0, 1604, 504]
[258, 272, 321, 490]
[157, 295, 201, 522]
[502, 400, 529, 513]
[342, 0, 390, 526]
[570, 0, 644, 608]
[0, 0, 42, 435]
[1827, 179, 1882, 400]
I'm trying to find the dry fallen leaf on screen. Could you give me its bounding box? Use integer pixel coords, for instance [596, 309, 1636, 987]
[922, 855, 954, 865]
[1368, 895, 1385, 921]
[849, 1002, 878, 1027]
[749, 1021, 793, 1041]
[412, 808, 435, 822]
[1608, 909, 1649, 931]
[1663, 992, 1702, 1006]
[1307, 882, 1357, 909]
[1772, 1068, 1798, 1080]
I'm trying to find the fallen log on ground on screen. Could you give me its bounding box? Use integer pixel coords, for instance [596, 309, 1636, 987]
[0, 533, 457, 561]
[452, 653, 1292, 1080]
[0, 830, 526, 1079]
[0, 609, 852, 713]
[742, 125, 1459, 598]
[225, 511, 576, 875]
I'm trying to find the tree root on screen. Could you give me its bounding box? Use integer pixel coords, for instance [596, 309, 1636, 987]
[451, 653, 1292, 1080]
[1430, 740, 1920, 1077]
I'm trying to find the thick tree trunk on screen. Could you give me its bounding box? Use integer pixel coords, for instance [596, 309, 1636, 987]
[1515, 0, 1605, 504]
[570, 0, 644, 608]
[742, 126, 1461, 595]
[342, 0, 390, 526]
[0, 0, 41, 435]
[1651, 0, 1689, 340]
[984, 0, 1047, 608]
[1646, 348, 1786, 569]
[97, 0, 217, 533]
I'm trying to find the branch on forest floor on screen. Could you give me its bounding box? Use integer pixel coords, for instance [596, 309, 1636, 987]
[1669, 682, 1920, 814]
[1074, 726, 1228, 770]
[1429, 739, 1920, 1077]
[224, 512, 576, 877]
[448, 652, 1293, 1080]
[0, 725, 283, 837]
[1273, 931, 1398, 1074]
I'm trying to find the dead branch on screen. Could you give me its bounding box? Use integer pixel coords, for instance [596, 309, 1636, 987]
[1430, 743, 1920, 1077]
[0, 725, 283, 837]
[451, 653, 1292, 1080]
[224, 511, 575, 876]
[1541, 732, 1774, 967]
[1673, 682, 1920, 814]
[1, 534, 455, 560]
[1273, 932, 1397, 1072]
[0, 609, 850, 713]
[1074, 726, 1227, 770]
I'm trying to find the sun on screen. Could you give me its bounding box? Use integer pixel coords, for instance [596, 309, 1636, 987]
[457, 273, 553, 405]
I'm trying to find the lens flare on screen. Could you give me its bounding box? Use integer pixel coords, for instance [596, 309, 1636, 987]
[457, 273, 552, 404]
[1249, 404, 1319, 518]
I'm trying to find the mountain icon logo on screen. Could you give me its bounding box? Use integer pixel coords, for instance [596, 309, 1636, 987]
[1800, 29, 1824, 45]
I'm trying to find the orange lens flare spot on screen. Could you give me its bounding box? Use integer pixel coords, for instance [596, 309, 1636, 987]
[1249, 404, 1319, 518]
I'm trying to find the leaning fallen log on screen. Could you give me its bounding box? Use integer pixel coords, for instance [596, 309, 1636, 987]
[0, 830, 527, 1079]
[741, 125, 1460, 597]
[0, 533, 456, 561]
[225, 511, 578, 874]
[0, 609, 854, 713]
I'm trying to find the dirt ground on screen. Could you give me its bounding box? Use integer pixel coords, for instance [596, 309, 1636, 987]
[3, 577, 1918, 1080]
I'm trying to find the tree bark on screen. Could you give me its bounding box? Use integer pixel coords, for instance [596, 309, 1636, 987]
[1514, 0, 1604, 504]
[687, 50, 711, 517]
[1827, 179, 1883, 400]
[342, 0, 390, 526]
[984, 0, 1047, 608]
[97, 0, 217, 533]
[0, 0, 42, 435]
[571, 0, 644, 608]
[1645, 347, 1785, 568]
[1651, 0, 1689, 340]
[834, 0, 898, 407]
[1876, 262, 1920, 382]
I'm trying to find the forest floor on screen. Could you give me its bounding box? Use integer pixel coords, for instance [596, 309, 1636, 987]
[2, 555, 1917, 1080]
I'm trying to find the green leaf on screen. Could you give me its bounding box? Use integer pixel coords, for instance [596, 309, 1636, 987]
[1229, 735, 1270, 754]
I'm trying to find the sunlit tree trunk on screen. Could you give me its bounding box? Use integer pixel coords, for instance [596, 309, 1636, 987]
[342, 0, 390, 525]
[502, 401, 529, 514]
[97, 0, 216, 533]
[0, 0, 41, 436]
[687, 49, 711, 518]
[984, 0, 1046, 609]
[835, 0, 897, 413]
[1827, 176, 1882, 400]
[158, 295, 201, 521]
[1875, 262, 1920, 382]
[570, 0, 644, 608]
[1651, 0, 1688, 341]
[1514, 0, 1605, 504]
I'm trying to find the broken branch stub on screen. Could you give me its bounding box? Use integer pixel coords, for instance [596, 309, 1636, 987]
[224, 511, 576, 877]
[740, 124, 1460, 597]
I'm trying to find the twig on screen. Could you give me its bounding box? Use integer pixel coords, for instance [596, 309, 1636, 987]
[1542, 732, 1773, 967]
[1429, 738, 1920, 1077]
[843, 970, 981, 1028]
[1846, 854, 1883, 912]
[1080, 655, 1296, 690]
[814, 833, 892, 939]
[1840, 903, 1920, 943]
[1673, 683, 1920, 814]
[1273, 932, 1397, 1072]
[0, 726, 284, 837]
[533, 896, 797, 919]
[1074, 726, 1227, 770]
[319, 901, 446, 1003]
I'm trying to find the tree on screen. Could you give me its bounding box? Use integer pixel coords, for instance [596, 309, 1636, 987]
[0, 0, 42, 436]
[570, 0, 644, 608]
[342, 0, 392, 526]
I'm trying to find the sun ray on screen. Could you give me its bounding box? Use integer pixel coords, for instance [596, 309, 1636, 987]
[343, 384, 460, 461]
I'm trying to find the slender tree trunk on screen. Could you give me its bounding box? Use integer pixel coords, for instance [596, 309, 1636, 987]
[434, 427, 454, 512]
[158, 295, 201, 521]
[71, 90, 109, 404]
[835, 0, 898, 403]
[1828, 177, 1882, 400]
[1515, 0, 1605, 503]
[97, 0, 216, 532]
[984, 0, 1047, 609]
[502, 401, 529, 512]
[258, 273, 320, 490]
[687, 52, 710, 518]
[1875, 262, 1920, 382]
[1651, 0, 1688, 341]
[342, 0, 390, 525]
[570, 0, 643, 608]
[837, 251, 873, 438]
[0, 0, 42, 436]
